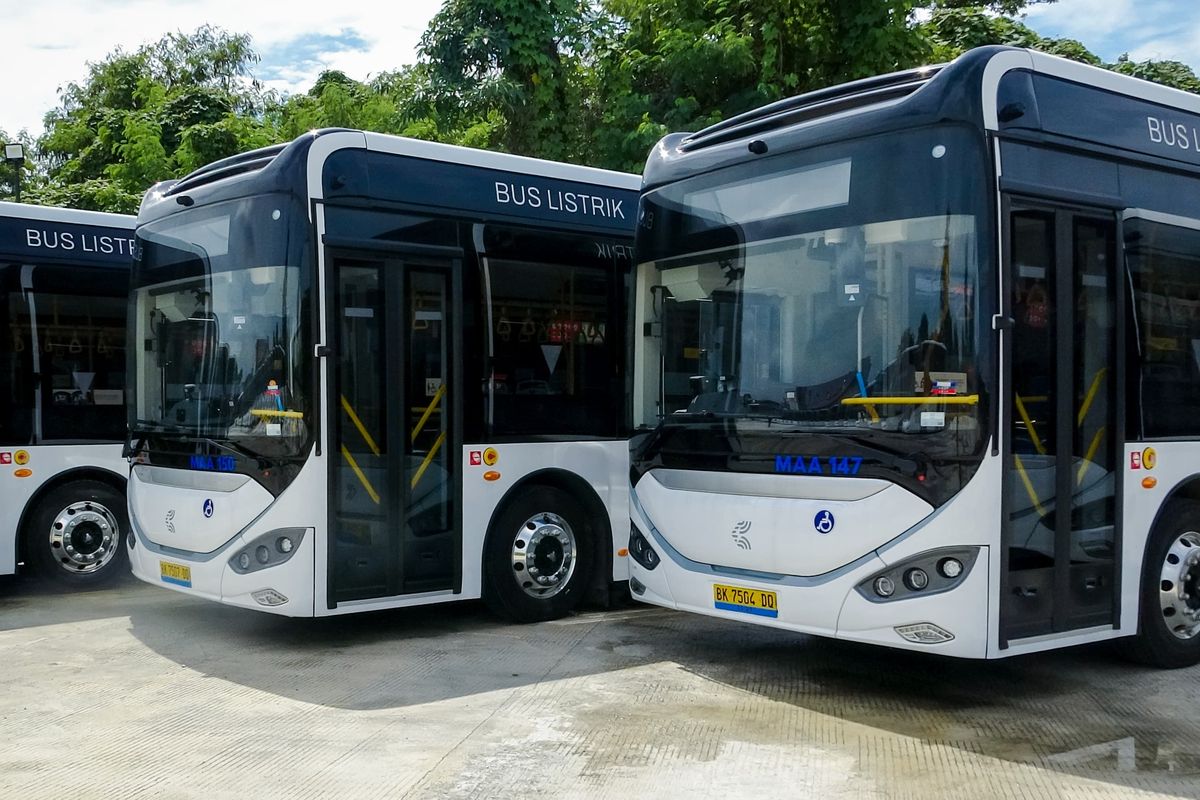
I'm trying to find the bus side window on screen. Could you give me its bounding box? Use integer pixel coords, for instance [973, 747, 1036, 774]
[0, 263, 34, 446]
[31, 266, 128, 442]
[1126, 217, 1200, 438]
[486, 255, 619, 437]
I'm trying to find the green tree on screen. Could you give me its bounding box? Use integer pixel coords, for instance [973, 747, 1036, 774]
[1109, 54, 1200, 95]
[34, 25, 274, 212]
[589, 0, 936, 171]
[418, 0, 593, 160]
[0, 129, 38, 203]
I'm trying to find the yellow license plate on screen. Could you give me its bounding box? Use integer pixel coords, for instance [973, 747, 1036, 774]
[713, 583, 778, 618]
[160, 561, 192, 588]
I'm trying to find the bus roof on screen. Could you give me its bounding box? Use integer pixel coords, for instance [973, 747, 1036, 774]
[0, 201, 133, 229]
[642, 45, 1200, 191]
[139, 129, 639, 227]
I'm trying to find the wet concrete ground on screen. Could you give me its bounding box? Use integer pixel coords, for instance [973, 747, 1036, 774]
[1, 575, 1198, 799]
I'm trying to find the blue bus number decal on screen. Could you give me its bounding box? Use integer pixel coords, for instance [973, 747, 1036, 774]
[190, 454, 236, 472]
[774, 455, 862, 476]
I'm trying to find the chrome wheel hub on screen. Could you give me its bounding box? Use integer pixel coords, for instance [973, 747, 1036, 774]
[49, 501, 120, 574]
[1159, 530, 1200, 640]
[510, 512, 576, 599]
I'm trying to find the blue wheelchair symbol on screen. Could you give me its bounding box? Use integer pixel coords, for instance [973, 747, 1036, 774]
[202, 498, 214, 518]
[813, 510, 835, 534]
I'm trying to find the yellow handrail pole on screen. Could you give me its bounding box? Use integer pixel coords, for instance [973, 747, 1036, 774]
[1077, 426, 1106, 487]
[1013, 453, 1049, 519]
[1077, 367, 1108, 427]
[339, 395, 381, 456]
[410, 431, 447, 490]
[411, 383, 447, 443]
[340, 445, 381, 505]
[249, 408, 306, 419]
[1013, 395, 1047, 456]
[841, 395, 980, 405]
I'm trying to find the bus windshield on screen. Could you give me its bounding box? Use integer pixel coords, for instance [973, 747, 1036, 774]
[636, 126, 991, 497]
[130, 193, 311, 459]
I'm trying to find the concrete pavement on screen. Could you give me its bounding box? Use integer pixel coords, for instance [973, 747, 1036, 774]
[1, 577, 1198, 799]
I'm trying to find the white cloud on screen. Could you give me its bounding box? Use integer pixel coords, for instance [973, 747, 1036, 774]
[1024, 0, 1200, 68]
[0, 0, 445, 138]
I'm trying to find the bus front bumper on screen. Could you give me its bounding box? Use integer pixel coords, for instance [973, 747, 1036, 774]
[127, 521, 316, 616]
[628, 518, 990, 659]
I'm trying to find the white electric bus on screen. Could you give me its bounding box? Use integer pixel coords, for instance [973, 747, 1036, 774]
[1, 202, 135, 586]
[629, 46, 1200, 667]
[125, 130, 637, 621]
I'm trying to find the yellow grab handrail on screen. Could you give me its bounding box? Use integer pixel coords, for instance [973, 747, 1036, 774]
[340, 445, 380, 505]
[1077, 367, 1108, 427]
[410, 431, 446, 490]
[1013, 395, 1047, 456]
[1013, 453, 1049, 519]
[840, 394, 979, 406]
[411, 383, 447, 443]
[339, 395, 381, 456]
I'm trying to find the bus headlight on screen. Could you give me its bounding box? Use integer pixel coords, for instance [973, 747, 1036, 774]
[229, 527, 308, 575]
[938, 557, 963, 579]
[629, 524, 660, 571]
[904, 568, 929, 591]
[856, 547, 979, 603]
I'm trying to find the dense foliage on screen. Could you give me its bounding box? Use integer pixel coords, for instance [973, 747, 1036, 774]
[6, 2, 1200, 211]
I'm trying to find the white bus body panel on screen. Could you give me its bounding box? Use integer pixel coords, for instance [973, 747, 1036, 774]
[455, 439, 632, 597]
[0, 444, 126, 575]
[127, 465, 275, 553]
[129, 454, 328, 615]
[1119, 441, 1200, 633]
[129, 439, 630, 617]
[634, 470, 931, 577]
[630, 452, 1003, 658]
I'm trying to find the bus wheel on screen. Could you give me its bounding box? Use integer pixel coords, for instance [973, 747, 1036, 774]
[1123, 501, 1200, 668]
[483, 486, 593, 623]
[25, 481, 128, 588]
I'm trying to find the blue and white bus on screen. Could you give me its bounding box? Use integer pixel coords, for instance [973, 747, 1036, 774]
[125, 131, 638, 621]
[629, 46, 1200, 667]
[0, 202, 135, 586]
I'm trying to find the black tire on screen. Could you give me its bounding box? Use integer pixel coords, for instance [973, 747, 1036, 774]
[1120, 500, 1200, 669]
[482, 485, 594, 623]
[24, 480, 129, 588]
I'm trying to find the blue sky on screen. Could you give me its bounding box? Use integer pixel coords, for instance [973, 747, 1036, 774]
[1, 0, 1198, 139]
[1024, 0, 1200, 66]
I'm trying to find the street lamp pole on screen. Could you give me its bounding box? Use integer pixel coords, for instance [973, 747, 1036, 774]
[4, 143, 25, 203]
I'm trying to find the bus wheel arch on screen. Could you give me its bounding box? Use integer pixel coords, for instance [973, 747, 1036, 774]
[481, 470, 612, 623]
[1123, 477, 1200, 668]
[18, 468, 129, 587]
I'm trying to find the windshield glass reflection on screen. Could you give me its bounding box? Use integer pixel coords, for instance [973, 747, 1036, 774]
[130, 194, 309, 459]
[634, 125, 992, 501]
[660, 214, 979, 438]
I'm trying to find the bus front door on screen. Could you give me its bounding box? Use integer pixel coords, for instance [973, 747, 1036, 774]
[329, 253, 461, 606]
[1002, 203, 1121, 642]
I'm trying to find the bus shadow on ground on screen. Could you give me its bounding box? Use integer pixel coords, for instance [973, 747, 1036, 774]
[127, 596, 1200, 795]
[0, 572, 141, 631]
[126, 592, 654, 711]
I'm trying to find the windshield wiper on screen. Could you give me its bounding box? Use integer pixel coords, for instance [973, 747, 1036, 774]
[131, 418, 195, 434]
[128, 422, 269, 464]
